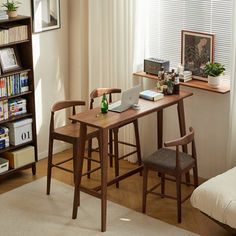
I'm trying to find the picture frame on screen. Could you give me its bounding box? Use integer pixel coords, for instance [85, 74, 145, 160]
[181, 30, 214, 81]
[31, 0, 61, 33]
[0, 47, 21, 73]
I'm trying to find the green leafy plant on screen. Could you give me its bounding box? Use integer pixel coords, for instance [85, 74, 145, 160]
[2, 0, 21, 11]
[204, 62, 225, 77]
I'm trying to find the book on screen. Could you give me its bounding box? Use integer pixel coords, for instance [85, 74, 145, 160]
[139, 90, 164, 101]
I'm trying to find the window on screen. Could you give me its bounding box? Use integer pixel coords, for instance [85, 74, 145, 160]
[140, 0, 233, 77]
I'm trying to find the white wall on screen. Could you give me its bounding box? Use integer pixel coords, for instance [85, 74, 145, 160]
[1, 0, 70, 159]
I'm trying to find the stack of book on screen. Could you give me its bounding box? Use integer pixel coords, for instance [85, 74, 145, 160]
[139, 90, 164, 101]
[0, 10, 8, 21]
[179, 71, 192, 82]
[0, 24, 28, 45]
[0, 100, 8, 121]
[0, 72, 29, 98]
[8, 98, 27, 117]
[0, 126, 9, 150]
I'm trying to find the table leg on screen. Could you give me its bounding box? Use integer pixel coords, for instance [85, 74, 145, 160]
[177, 100, 190, 184]
[100, 128, 108, 232]
[177, 100, 187, 152]
[72, 123, 87, 219]
[157, 110, 163, 149]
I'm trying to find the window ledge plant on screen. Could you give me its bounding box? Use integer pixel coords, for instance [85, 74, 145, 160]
[204, 62, 225, 88]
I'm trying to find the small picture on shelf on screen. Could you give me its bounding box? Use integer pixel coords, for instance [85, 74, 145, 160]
[0, 47, 21, 73]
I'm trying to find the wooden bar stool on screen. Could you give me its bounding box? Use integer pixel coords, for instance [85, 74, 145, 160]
[88, 88, 142, 187]
[46, 100, 101, 212]
[142, 127, 198, 223]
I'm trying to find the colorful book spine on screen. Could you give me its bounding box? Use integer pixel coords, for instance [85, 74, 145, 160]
[0, 72, 29, 98]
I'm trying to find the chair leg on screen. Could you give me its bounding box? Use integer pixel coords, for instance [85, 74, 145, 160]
[87, 138, 92, 179]
[72, 139, 85, 219]
[47, 137, 53, 195]
[73, 144, 78, 185]
[176, 174, 182, 223]
[142, 166, 148, 213]
[193, 166, 199, 188]
[109, 129, 113, 167]
[161, 173, 165, 197]
[113, 128, 119, 188]
[133, 119, 142, 176]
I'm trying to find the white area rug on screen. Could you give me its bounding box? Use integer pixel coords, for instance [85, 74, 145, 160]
[0, 177, 198, 236]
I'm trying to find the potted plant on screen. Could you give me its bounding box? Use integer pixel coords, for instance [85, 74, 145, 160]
[2, 0, 21, 18]
[204, 62, 225, 88]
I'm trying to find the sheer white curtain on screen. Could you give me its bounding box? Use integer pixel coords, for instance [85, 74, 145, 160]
[88, 0, 134, 92]
[227, 1, 236, 168]
[88, 0, 138, 162]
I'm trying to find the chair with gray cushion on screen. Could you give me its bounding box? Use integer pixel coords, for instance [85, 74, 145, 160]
[142, 127, 198, 223]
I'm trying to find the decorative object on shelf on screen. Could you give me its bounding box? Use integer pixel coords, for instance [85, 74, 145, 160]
[1, 0, 21, 18]
[204, 62, 225, 88]
[31, 0, 61, 33]
[0, 47, 21, 73]
[181, 30, 214, 81]
[144, 58, 170, 76]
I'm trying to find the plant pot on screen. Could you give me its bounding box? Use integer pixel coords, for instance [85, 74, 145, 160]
[208, 75, 221, 88]
[7, 10, 17, 18]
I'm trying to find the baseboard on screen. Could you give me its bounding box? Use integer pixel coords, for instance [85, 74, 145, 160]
[38, 143, 72, 160]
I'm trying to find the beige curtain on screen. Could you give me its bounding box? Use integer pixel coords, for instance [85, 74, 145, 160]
[88, 0, 138, 162]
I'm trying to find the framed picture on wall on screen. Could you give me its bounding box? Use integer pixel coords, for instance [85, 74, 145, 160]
[181, 30, 214, 81]
[0, 47, 21, 73]
[31, 0, 61, 33]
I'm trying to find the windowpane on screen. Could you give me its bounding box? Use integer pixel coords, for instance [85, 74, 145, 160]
[144, 0, 233, 77]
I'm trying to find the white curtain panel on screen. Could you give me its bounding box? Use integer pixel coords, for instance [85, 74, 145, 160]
[88, 0, 138, 162]
[227, 1, 236, 168]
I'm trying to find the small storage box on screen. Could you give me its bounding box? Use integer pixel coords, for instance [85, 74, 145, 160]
[5, 118, 32, 146]
[0, 157, 9, 173]
[2, 146, 35, 168]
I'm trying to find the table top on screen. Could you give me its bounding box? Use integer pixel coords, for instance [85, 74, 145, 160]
[69, 90, 193, 130]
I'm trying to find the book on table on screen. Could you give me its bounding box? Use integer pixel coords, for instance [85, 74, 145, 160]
[139, 90, 164, 101]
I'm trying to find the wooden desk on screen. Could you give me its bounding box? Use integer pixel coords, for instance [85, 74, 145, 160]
[69, 90, 193, 232]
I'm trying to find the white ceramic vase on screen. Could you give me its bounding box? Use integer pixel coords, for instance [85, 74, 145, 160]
[208, 75, 220, 88]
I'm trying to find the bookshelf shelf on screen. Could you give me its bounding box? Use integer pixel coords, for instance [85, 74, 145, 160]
[0, 113, 33, 124]
[0, 16, 37, 180]
[0, 39, 30, 48]
[0, 68, 31, 78]
[0, 140, 34, 154]
[0, 91, 32, 101]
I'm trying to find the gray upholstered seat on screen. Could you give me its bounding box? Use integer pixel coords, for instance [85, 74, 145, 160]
[143, 148, 195, 171]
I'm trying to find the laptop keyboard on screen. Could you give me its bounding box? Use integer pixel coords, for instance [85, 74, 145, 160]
[108, 100, 121, 111]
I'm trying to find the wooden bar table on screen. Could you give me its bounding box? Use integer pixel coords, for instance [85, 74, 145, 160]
[69, 90, 193, 232]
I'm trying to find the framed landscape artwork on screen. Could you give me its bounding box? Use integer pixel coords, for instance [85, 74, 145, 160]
[181, 30, 214, 81]
[32, 0, 61, 33]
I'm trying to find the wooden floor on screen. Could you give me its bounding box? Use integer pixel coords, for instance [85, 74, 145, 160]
[0, 149, 233, 236]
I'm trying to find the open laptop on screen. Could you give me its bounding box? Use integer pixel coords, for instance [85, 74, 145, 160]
[108, 85, 141, 113]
